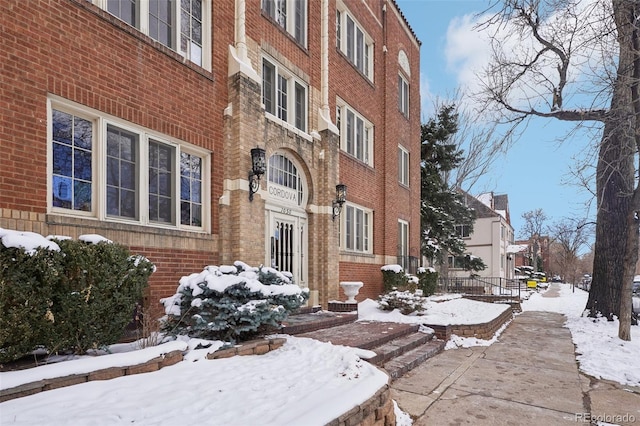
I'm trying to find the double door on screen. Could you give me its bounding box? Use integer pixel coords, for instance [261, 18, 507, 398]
[268, 211, 307, 288]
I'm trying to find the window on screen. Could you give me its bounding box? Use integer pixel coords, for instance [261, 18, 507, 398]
[268, 154, 304, 206]
[102, 0, 208, 68]
[52, 110, 93, 212]
[398, 74, 409, 117]
[262, 0, 307, 46]
[448, 255, 466, 269]
[455, 224, 471, 238]
[336, 5, 373, 80]
[50, 101, 208, 230]
[336, 102, 373, 166]
[398, 220, 409, 259]
[341, 204, 372, 253]
[398, 145, 409, 186]
[263, 57, 308, 132]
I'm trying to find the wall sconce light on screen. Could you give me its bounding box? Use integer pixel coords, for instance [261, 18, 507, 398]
[332, 183, 347, 221]
[248, 147, 266, 201]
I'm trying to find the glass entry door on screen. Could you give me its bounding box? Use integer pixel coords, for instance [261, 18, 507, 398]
[268, 212, 306, 288]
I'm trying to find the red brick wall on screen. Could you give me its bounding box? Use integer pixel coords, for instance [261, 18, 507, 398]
[0, 0, 225, 233]
[339, 262, 385, 302]
[131, 247, 219, 316]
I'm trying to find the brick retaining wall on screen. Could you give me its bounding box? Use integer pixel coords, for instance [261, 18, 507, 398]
[425, 305, 514, 341]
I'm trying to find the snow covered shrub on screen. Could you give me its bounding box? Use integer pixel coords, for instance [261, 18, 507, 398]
[0, 230, 153, 362]
[417, 267, 438, 296]
[50, 238, 154, 354]
[381, 264, 409, 292]
[377, 291, 427, 315]
[161, 261, 309, 343]
[0, 237, 64, 363]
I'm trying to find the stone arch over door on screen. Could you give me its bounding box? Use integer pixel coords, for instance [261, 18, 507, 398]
[264, 151, 310, 290]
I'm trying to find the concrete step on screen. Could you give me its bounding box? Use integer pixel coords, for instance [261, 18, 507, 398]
[368, 330, 435, 366]
[280, 311, 357, 335]
[283, 315, 445, 382]
[296, 321, 419, 350]
[382, 339, 446, 380]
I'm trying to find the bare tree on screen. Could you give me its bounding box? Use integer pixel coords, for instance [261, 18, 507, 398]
[520, 209, 548, 271]
[549, 218, 593, 286]
[478, 0, 639, 340]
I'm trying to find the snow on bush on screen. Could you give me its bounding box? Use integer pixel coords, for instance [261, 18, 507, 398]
[161, 261, 309, 343]
[377, 290, 427, 315]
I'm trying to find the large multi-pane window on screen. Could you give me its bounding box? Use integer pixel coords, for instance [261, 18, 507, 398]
[101, 0, 207, 68]
[455, 224, 471, 238]
[398, 145, 409, 186]
[261, 0, 307, 46]
[263, 57, 308, 133]
[336, 102, 373, 166]
[50, 102, 208, 230]
[342, 204, 372, 253]
[336, 5, 373, 80]
[52, 110, 93, 212]
[399, 74, 410, 117]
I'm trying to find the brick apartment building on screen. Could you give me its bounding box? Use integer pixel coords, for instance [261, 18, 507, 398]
[0, 0, 421, 313]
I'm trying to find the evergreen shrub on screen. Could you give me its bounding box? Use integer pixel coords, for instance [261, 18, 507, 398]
[377, 290, 427, 315]
[381, 264, 409, 292]
[417, 267, 439, 296]
[0, 234, 153, 363]
[161, 262, 309, 343]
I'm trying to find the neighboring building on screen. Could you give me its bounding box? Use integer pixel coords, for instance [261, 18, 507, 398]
[448, 192, 515, 279]
[0, 0, 421, 312]
[513, 236, 551, 273]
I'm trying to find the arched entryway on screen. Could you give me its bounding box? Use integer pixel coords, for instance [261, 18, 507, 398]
[264, 152, 308, 289]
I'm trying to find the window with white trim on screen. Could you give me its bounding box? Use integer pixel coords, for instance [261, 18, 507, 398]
[398, 220, 409, 259]
[399, 74, 409, 117]
[336, 5, 373, 80]
[261, 0, 307, 46]
[336, 101, 373, 166]
[95, 0, 209, 69]
[341, 203, 372, 253]
[398, 145, 409, 186]
[50, 101, 209, 230]
[262, 57, 308, 132]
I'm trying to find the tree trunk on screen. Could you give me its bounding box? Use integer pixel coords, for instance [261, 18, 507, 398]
[586, 1, 639, 337]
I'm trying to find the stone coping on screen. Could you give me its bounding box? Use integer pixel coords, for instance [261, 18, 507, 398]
[0, 338, 286, 403]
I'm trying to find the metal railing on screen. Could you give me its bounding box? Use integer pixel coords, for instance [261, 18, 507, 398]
[397, 255, 419, 275]
[437, 276, 523, 298]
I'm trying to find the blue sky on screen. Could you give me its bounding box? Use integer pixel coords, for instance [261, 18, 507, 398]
[395, 0, 597, 240]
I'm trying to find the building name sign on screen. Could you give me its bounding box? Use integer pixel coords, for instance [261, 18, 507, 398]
[268, 183, 299, 206]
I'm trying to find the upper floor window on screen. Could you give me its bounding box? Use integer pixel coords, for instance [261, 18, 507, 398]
[336, 102, 373, 166]
[336, 5, 373, 80]
[399, 74, 409, 117]
[341, 203, 372, 253]
[455, 224, 471, 238]
[100, 0, 208, 69]
[262, 0, 307, 47]
[262, 57, 308, 133]
[398, 145, 409, 186]
[51, 100, 209, 231]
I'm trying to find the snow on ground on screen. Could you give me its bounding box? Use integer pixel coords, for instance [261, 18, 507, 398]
[2, 283, 639, 425]
[522, 284, 640, 387]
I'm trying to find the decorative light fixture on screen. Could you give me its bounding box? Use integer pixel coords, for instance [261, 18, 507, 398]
[248, 147, 266, 201]
[332, 183, 347, 221]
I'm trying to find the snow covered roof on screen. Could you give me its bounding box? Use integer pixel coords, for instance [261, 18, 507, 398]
[507, 244, 528, 253]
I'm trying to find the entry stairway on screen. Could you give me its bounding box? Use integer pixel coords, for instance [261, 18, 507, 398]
[280, 310, 446, 380]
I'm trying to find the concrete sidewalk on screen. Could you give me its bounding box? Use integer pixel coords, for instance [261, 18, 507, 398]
[391, 286, 640, 425]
